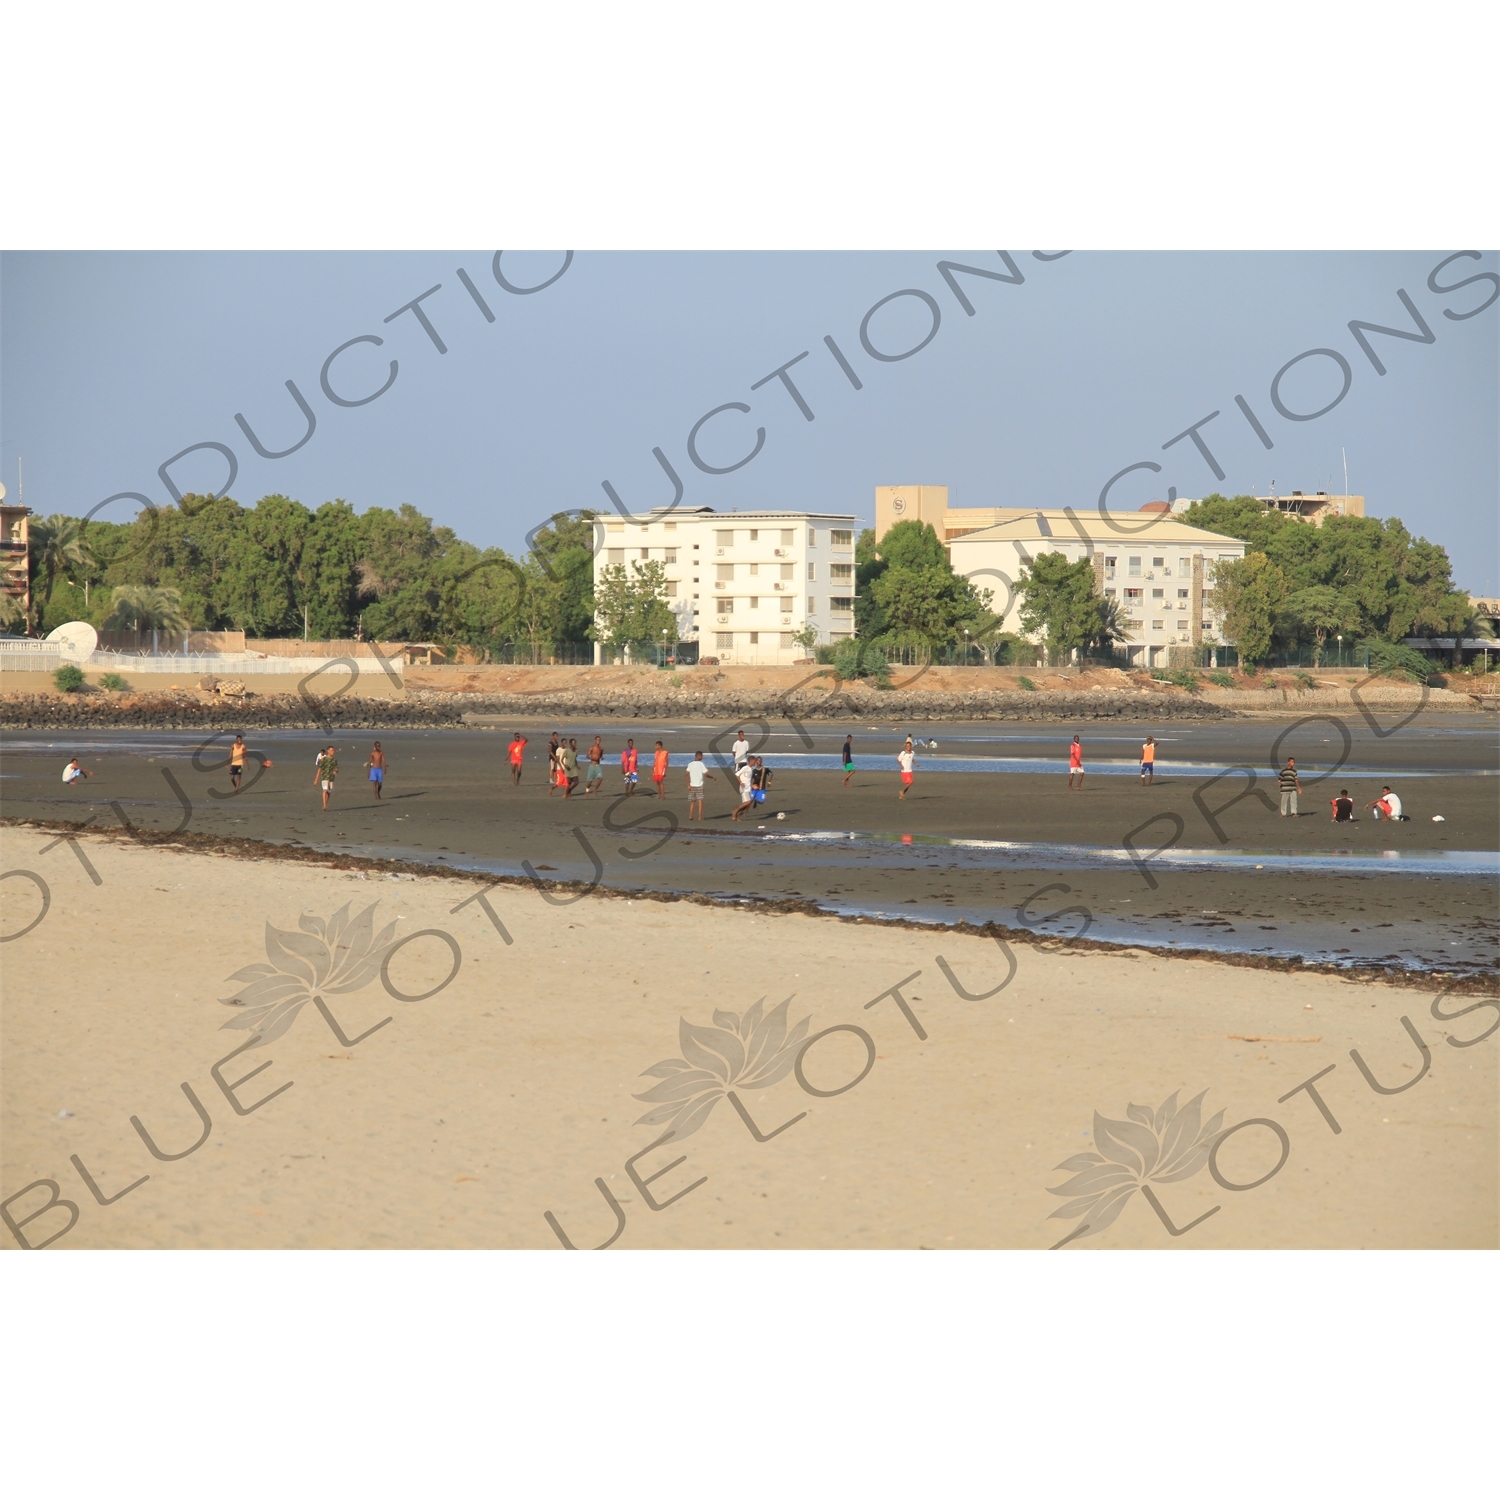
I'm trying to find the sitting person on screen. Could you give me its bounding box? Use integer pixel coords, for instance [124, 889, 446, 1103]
[61, 757, 91, 784]
[1330, 788, 1356, 822]
[1366, 785, 1405, 821]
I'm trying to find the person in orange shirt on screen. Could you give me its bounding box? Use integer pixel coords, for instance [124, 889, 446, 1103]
[1140, 735, 1157, 785]
[652, 741, 670, 799]
[621, 739, 639, 794]
[508, 732, 527, 786]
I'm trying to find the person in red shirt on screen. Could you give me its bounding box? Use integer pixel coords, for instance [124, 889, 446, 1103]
[1067, 734, 1084, 790]
[652, 741, 670, 799]
[621, 739, 639, 795]
[508, 732, 527, 786]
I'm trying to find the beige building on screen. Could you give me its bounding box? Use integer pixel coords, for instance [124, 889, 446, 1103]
[948, 509, 1247, 668]
[593, 506, 857, 665]
[875, 485, 1033, 544]
[0, 497, 30, 626]
[1253, 492, 1364, 526]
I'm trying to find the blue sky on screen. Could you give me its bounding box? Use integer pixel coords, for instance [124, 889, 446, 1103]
[3, 250, 1496, 594]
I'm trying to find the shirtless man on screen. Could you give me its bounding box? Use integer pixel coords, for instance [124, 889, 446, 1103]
[365, 741, 386, 799]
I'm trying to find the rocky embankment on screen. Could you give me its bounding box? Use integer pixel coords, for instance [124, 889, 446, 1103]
[0, 685, 1235, 730]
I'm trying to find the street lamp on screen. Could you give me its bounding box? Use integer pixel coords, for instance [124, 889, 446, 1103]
[1336, 632, 1342, 668]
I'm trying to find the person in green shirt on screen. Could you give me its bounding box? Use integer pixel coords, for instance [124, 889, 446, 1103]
[314, 746, 339, 810]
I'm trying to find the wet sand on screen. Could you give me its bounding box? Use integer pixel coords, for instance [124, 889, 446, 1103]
[3, 717, 1495, 975]
[2, 825, 1495, 1250]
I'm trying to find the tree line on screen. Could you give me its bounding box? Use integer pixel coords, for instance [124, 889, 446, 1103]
[9, 495, 605, 656]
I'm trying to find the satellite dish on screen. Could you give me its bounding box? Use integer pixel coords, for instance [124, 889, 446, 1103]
[0, 482, 7, 500]
[47, 621, 98, 661]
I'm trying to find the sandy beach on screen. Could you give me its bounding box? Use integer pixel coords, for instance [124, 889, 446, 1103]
[3, 823, 1495, 1249]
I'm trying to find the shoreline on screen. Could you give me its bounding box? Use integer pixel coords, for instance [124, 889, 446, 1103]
[8, 817, 1494, 993]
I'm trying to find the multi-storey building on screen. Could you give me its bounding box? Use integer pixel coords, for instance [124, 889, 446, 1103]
[0, 497, 31, 626]
[593, 506, 858, 664]
[948, 509, 1247, 668]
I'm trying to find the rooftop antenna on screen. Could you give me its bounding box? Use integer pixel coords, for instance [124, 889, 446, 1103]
[1342, 447, 1348, 497]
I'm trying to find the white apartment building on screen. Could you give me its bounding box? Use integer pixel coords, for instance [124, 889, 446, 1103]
[593, 506, 859, 664]
[948, 510, 1247, 668]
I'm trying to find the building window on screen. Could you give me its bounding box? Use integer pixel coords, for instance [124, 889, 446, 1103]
[665, 581, 678, 597]
[749, 529, 759, 541]
[1177, 589, 1189, 602]
[781, 529, 794, 545]
[780, 562, 794, 580]
[1105, 587, 1116, 597]
[803, 597, 814, 613]
[780, 632, 796, 647]
[830, 529, 853, 546]
[716, 632, 734, 648]
[664, 522, 676, 532]
[749, 631, 759, 644]
[830, 563, 853, 581]
[692, 543, 700, 550]
[607, 523, 624, 534]
[1152, 588, 1164, 600]
[1152, 620, 1164, 631]
[640, 548, 650, 560]
[748, 562, 759, 576]
[807, 529, 817, 546]
[715, 530, 735, 547]
[607, 549, 625, 565]
[1152, 556, 1164, 569]
[1124, 587, 1142, 601]
[720, 597, 734, 614]
[781, 597, 794, 613]
[716, 564, 734, 581]
[1104, 556, 1117, 569]
[665, 549, 677, 563]
[749, 597, 759, 609]
[1128, 557, 1141, 576]
[807, 562, 817, 581]
[831, 596, 854, 612]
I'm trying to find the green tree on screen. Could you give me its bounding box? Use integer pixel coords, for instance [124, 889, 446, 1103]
[1281, 584, 1361, 663]
[1015, 552, 1101, 660]
[527, 512, 599, 641]
[860, 521, 992, 651]
[1210, 553, 1288, 664]
[26, 515, 95, 632]
[592, 560, 677, 653]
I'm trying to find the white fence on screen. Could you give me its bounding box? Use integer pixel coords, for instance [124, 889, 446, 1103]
[0, 643, 402, 681]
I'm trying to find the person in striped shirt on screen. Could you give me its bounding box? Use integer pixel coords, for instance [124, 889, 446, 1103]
[1278, 758, 1301, 817]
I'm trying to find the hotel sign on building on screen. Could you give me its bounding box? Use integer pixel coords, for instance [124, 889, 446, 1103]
[592, 506, 858, 664]
[947, 509, 1247, 669]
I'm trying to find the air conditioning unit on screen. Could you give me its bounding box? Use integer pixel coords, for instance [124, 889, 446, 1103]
[716, 615, 730, 624]
[773, 581, 784, 590]
[773, 548, 788, 557]
[715, 548, 725, 556]
[714, 581, 726, 590]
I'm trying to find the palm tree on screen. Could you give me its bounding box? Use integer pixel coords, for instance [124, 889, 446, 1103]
[1091, 594, 1131, 652]
[26, 515, 94, 631]
[0, 591, 26, 634]
[1446, 604, 1496, 669]
[103, 585, 190, 654]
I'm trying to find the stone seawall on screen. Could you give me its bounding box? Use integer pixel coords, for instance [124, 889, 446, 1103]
[0, 687, 1235, 731]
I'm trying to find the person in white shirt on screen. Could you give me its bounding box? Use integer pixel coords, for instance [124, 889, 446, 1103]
[61, 758, 91, 784]
[1367, 786, 1403, 820]
[731, 760, 755, 821]
[731, 731, 750, 771]
[897, 744, 915, 800]
[684, 751, 716, 820]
